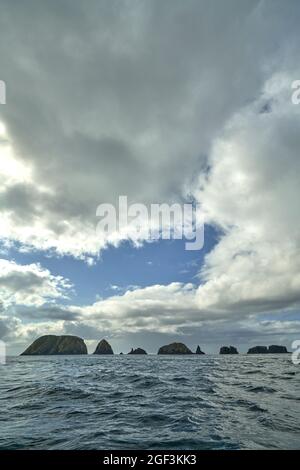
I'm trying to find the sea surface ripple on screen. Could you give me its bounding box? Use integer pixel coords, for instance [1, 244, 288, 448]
[0, 355, 299, 449]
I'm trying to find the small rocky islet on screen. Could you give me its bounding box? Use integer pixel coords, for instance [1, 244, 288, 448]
[128, 348, 147, 355]
[20, 336, 289, 356]
[196, 345, 205, 355]
[93, 339, 114, 355]
[220, 346, 239, 355]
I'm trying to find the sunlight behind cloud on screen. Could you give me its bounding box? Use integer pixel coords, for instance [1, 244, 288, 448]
[0, 125, 32, 185]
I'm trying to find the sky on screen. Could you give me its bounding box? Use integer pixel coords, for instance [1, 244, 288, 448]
[0, 0, 300, 354]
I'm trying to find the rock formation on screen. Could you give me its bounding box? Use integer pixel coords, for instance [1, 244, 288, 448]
[94, 339, 114, 354]
[247, 345, 288, 354]
[220, 346, 238, 355]
[21, 335, 87, 355]
[158, 342, 193, 355]
[268, 345, 288, 354]
[247, 346, 269, 354]
[128, 348, 147, 355]
[195, 345, 205, 355]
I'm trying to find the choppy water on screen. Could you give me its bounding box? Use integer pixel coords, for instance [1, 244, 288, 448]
[0, 355, 299, 450]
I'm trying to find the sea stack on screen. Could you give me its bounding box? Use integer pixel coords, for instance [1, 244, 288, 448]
[158, 342, 193, 355]
[220, 346, 238, 355]
[247, 346, 268, 354]
[94, 339, 114, 354]
[128, 348, 147, 355]
[21, 335, 87, 355]
[268, 345, 288, 354]
[195, 345, 205, 355]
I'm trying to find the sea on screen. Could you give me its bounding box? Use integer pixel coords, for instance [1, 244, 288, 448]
[0, 354, 299, 450]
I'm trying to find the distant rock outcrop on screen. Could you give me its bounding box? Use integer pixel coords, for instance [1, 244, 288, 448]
[158, 342, 193, 355]
[268, 345, 288, 354]
[247, 345, 288, 354]
[247, 346, 268, 354]
[94, 339, 114, 355]
[195, 345, 205, 355]
[220, 346, 238, 355]
[21, 335, 87, 356]
[128, 348, 147, 355]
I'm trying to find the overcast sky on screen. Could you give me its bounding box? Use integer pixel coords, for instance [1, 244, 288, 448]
[0, 0, 300, 354]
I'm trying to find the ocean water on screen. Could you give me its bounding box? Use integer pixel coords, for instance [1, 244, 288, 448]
[0, 355, 299, 450]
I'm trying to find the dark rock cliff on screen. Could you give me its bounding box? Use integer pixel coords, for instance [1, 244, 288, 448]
[268, 345, 288, 354]
[94, 339, 114, 354]
[220, 346, 238, 355]
[247, 346, 269, 354]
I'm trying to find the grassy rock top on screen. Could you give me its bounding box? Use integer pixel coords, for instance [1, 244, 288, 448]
[21, 335, 87, 355]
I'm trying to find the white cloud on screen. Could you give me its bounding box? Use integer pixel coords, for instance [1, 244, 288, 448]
[194, 71, 300, 315]
[0, 259, 72, 308]
[72, 282, 199, 333]
[1, 276, 299, 352]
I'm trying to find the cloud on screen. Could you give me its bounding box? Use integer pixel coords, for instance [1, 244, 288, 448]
[17, 305, 79, 321]
[0, 318, 10, 339]
[0, 317, 66, 346]
[73, 283, 201, 334]
[1, 0, 299, 258]
[4, 287, 300, 353]
[2, 277, 299, 352]
[193, 71, 300, 315]
[0, 259, 73, 308]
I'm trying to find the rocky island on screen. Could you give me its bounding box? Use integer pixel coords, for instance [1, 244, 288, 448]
[94, 339, 114, 354]
[220, 346, 239, 354]
[21, 335, 87, 355]
[21, 336, 288, 357]
[158, 342, 193, 354]
[248, 346, 268, 354]
[268, 345, 288, 354]
[128, 348, 147, 354]
[247, 345, 288, 354]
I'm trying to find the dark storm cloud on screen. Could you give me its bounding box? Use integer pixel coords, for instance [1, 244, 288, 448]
[17, 305, 79, 321]
[2, 0, 297, 256]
